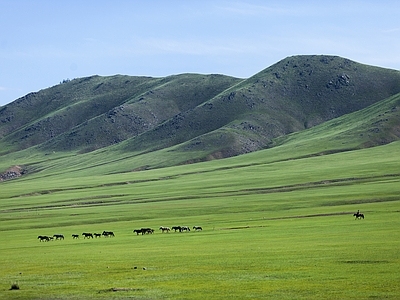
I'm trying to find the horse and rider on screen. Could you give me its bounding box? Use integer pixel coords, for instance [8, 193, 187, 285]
[353, 209, 364, 219]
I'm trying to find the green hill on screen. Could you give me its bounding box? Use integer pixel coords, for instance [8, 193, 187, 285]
[121, 55, 400, 161]
[1, 55, 400, 177]
[0, 74, 240, 153]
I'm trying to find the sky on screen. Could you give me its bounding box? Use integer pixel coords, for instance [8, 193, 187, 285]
[0, 0, 399, 106]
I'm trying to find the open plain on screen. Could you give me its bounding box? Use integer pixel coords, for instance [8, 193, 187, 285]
[1, 140, 400, 299]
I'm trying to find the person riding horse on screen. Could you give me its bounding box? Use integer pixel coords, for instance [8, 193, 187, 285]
[353, 210, 364, 219]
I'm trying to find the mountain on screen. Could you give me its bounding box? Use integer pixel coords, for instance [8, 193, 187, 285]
[1, 55, 400, 172]
[115, 55, 400, 159]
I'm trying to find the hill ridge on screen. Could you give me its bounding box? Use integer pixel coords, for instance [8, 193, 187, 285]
[1, 55, 400, 173]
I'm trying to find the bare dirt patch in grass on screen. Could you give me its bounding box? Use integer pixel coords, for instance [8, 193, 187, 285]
[340, 260, 390, 264]
[98, 287, 143, 293]
[0, 165, 26, 181]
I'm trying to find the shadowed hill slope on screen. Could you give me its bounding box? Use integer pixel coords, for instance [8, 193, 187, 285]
[0, 74, 241, 153]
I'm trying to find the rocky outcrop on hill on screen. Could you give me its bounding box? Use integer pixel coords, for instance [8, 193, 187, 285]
[0, 165, 25, 181]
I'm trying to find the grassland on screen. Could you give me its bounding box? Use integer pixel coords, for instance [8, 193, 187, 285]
[1, 55, 400, 299]
[1, 140, 400, 299]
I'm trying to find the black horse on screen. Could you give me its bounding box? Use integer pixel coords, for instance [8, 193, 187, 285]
[38, 235, 50, 242]
[82, 232, 93, 239]
[171, 226, 181, 232]
[102, 231, 115, 237]
[53, 234, 64, 240]
[141, 228, 154, 235]
[133, 229, 142, 235]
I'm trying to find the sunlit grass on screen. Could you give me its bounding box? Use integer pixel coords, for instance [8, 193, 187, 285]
[1, 142, 400, 298]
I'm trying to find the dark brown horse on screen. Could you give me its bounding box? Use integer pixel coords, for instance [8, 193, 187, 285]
[53, 234, 64, 240]
[82, 232, 93, 239]
[133, 229, 142, 235]
[102, 231, 115, 237]
[38, 235, 50, 242]
[141, 228, 154, 235]
[171, 226, 181, 232]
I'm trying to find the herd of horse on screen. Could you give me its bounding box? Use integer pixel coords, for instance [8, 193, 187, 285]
[133, 226, 203, 235]
[38, 231, 115, 242]
[38, 226, 203, 241]
[38, 212, 364, 242]
[37, 234, 64, 242]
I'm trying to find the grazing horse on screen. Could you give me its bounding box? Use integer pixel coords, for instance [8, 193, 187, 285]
[172, 226, 181, 232]
[72, 234, 79, 239]
[38, 235, 50, 242]
[82, 232, 93, 239]
[53, 234, 64, 240]
[159, 226, 170, 233]
[353, 212, 365, 219]
[193, 226, 202, 231]
[102, 231, 115, 237]
[94, 233, 102, 238]
[133, 229, 142, 235]
[141, 228, 154, 235]
[181, 226, 190, 232]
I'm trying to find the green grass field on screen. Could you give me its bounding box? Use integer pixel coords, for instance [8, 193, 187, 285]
[1, 141, 400, 299]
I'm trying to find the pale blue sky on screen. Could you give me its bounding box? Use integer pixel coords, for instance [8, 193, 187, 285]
[1, 0, 399, 106]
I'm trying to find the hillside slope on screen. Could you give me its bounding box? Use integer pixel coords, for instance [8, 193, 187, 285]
[112, 55, 400, 159]
[0, 74, 241, 154]
[1, 55, 400, 170]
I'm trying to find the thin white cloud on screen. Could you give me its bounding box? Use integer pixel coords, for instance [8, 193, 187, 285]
[382, 28, 400, 33]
